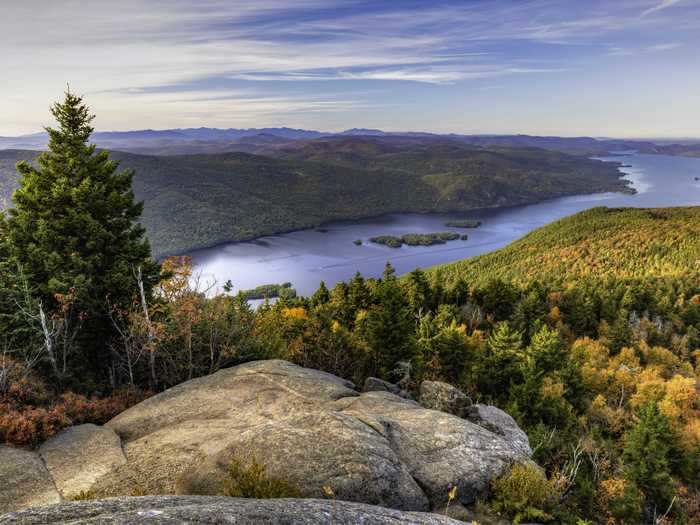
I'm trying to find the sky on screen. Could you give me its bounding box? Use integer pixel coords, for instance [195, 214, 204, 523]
[1, 0, 699, 138]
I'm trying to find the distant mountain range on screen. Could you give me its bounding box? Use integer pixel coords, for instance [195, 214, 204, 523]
[0, 127, 325, 155]
[2, 127, 699, 157]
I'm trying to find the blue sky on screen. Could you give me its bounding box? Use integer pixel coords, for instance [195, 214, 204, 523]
[1, 0, 699, 137]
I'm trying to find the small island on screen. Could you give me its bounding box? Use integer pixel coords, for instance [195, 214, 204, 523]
[444, 219, 481, 228]
[369, 235, 403, 248]
[240, 282, 297, 300]
[369, 231, 467, 248]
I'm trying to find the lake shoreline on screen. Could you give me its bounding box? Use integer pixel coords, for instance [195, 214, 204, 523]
[181, 178, 632, 260]
[188, 153, 700, 297]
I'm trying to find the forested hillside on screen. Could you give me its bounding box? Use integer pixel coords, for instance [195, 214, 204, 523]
[432, 206, 700, 285]
[0, 140, 628, 256]
[656, 143, 700, 158]
[0, 150, 29, 208]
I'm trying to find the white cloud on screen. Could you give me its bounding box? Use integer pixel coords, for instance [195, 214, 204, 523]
[608, 46, 636, 56]
[647, 41, 682, 51]
[84, 88, 365, 131]
[231, 64, 569, 85]
[641, 0, 685, 18]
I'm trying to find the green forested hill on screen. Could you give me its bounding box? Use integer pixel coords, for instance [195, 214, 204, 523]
[0, 150, 31, 208]
[431, 206, 700, 285]
[0, 140, 628, 256]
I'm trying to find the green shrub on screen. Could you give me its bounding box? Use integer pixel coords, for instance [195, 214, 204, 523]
[490, 462, 555, 523]
[70, 489, 99, 501]
[221, 456, 301, 499]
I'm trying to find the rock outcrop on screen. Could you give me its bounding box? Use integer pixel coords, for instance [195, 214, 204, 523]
[175, 409, 428, 511]
[38, 424, 127, 499]
[1, 360, 532, 516]
[466, 404, 532, 457]
[418, 380, 471, 417]
[0, 496, 464, 525]
[362, 376, 401, 395]
[0, 446, 61, 513]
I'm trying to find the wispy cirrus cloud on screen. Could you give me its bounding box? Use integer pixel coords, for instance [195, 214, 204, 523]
[230, 63, 569, 85]
[641, 0, 685, 17]
[608, 40, 682, 56]
[1, 0, 699, 136]
[647, 41, 682, 51]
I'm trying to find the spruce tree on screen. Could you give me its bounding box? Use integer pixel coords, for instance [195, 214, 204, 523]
[363, 263, 415, 376]
[478, 322, 524, 400]
[487, 321, 524, 361]
[623, 401, 675, 514]
[526, 324, 565, 373]
[311, 281, 330, 306]
[5, 90, 160, 382]
[405, 268, 431, 314]
[347, 272, 370, 311]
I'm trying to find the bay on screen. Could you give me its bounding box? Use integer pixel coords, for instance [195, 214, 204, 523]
[189, 153, 700, 297]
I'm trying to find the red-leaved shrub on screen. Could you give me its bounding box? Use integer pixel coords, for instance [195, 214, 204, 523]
[0, 387, 148, 447]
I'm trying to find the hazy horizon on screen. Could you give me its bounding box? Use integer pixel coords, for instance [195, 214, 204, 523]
[2, 0, 699, 138]
[3, 127, 700, 143]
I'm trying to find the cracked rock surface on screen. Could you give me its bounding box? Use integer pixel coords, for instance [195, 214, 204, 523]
[39, 423, 127, 499]
[0, 446, 61, 512]
[1, 360, 531, 515]
[0, 496, 465, 524]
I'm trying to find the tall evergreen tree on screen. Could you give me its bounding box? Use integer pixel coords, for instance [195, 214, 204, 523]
[361, 263, 415, 376]
[347, 272, 371, 312]
[526, 324, 565, 373]
[477, 321, 524, 400]
[5, 90, 159, 383]
[405, 268, 431, 314]
[487, 321, 524, 361]
[623, 402, 675, 514]
[311, 280, 330, 307]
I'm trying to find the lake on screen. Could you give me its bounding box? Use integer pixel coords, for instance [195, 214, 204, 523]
[189, 153, 700, 297]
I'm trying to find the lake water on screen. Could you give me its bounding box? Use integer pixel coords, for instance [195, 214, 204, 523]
[190, 153, 700, 297]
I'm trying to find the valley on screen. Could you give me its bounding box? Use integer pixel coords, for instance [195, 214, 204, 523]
[3, 135, 699, 297]
[191, 152, 700, 295]
[0, 135, 629, 256]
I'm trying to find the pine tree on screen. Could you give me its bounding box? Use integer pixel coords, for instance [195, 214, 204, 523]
[623, 402, 675, 514]
[311, 281, 330, 306]
[478, 322, 524, 400]
[347, 272, 370, 311]
[405, 268, 431, 314]
[608, 309, 633, 354]
[487, 321, 524, 360]
[5, 90, 159, 382]
[527, 324, 565, 373]
[382, 261, 396, 280]
[475, 278, 519, 320]
[361, 263, 415, 376]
